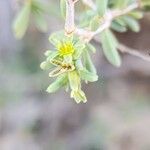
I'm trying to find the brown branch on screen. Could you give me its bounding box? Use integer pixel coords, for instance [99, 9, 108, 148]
[65, 0, 77, 36]
[118, 44, 150, 62]
[75, 2, 139, 41]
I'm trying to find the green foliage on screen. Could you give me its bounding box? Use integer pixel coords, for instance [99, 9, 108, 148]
[60, 0, 66, 19]
[47, 74, 68, 93]
[12, 0, 150, 103]
[13, 1, 31, 39]
[13, 0, 48, 39]
[96, 0, 108, 16]
[100, 29, 121, 67]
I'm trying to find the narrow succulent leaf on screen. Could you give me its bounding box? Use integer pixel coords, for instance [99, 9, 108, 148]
[96, 0, 108, 16]
[79, 69, 98, 82]
[13, 2, 31, 39]
[44, 50, 53, 56]
[90, 15, 101, 31]
[46, 51, 59, 61]
[46, 74, 68, 93]
[34, 12, 48, 32]
[128, 11, 144, 19]
[40, 61, 53, 70]
[83, 51, 97, 74]
[122, 16, 140, 32]
[141, 0, 150, 8]
[60, 0, 66, 19]
[73, 43, 85, 60]
[108, 30, 119, 47]
[71, 90, 87, 103]
[86, 43, 96, 53]
[111, 21, 127, 32]
[32, 0, 48, 13]
[75, 59, 84, 70]
[49, 31, 65, 45]
[100, 29, 121, 67]
[114, 0, 131, 8]
[68, 71, 80, 91]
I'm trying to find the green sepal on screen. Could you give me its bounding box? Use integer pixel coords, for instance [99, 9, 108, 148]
[68, 71, 80, 91]
[79, 69, 98, 82]
[46, 51, 59, 61]
[40, 61, 53, 70]
[71, 90, 87, 103]
[75, 59, 84, 70]
[46, 74, 68, 93]
[73, 41, 85, 60]
[49, 31, 65, 45]
[83, 51, 97, 74]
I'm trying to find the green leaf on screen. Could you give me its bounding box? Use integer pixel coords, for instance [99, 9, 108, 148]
[141, 0, 150, 7]
[111, 17, 128, 32]
[90, 15, 101, 31]
[34, 13, 47, 32]
[79, 69, 98, 82]
[40, 61, 53, 70]
[71, 90, 87, 103]
[86, 43, 96, 53]
[122, 16, 140, 32]
[46, 51, 59, 61]
[75, 59, 84, 70]
[73, 42, 85, 60]
[100, 29, 121, 67]
[44, 50, 53, 56]
[46, 74, 68, 93]
[79, 10, 95, 28]
[96, 0, 108, 16]
[128, 11, 143, 19]
[68, 71, 80, 91]
[49, 31, 65, 45]
[111, 21, 127, 32]
[114, 0, 131, 8]
[13, 2, 31, 39]
[60, 0, 66, 19]
[32, 0, 48, 13]
[83, 51, 97, 74]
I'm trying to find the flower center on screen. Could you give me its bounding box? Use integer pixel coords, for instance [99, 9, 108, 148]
[58, 41, 75, 56]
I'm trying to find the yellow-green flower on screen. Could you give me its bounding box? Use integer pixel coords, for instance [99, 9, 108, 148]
[57, 41, 75, 56]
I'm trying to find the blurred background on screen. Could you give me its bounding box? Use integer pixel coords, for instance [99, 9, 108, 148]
[0, 0, 150, 150]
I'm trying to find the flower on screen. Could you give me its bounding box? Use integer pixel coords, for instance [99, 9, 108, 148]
[57, 41, 75, 56]
[41, 31, 98, 103]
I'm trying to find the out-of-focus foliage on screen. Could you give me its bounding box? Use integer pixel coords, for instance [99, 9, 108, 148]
[13, 0, 48, 39]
